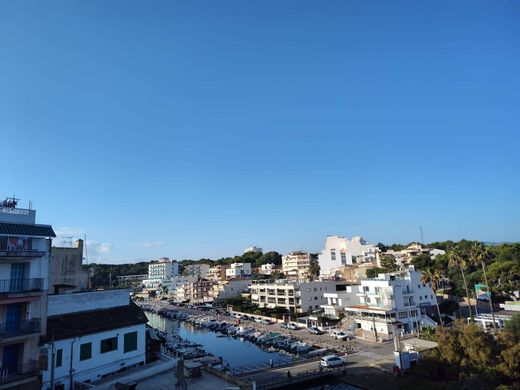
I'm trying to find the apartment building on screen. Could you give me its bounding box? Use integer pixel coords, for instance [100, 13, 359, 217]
[208, 264, 229, 281]
[260, 263, 276, 275]
[282, 251, 311, 279]
[379, 244, 446, 267]
[176, 279, 217, 304]
[318, 235, 378, 278]
[342, 267, 437, 338]
[182, 263, 210, 280]
[0, 199, 55, 390]
[209, 279, 251, 302]
[250, 280, 338, 314]
[143, 258, 179, 288]
[225, 263, 252, 278]
[41, 290, 147, 390]
[321, 285, 362, 319]
[162, 276, 196, 300]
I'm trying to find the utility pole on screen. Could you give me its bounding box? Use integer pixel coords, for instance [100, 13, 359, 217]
[50, 336, 55, 390]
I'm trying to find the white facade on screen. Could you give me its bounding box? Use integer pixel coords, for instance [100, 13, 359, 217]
[210, 279, 252, 301]
[163, 276, 197, 300]
[42, 290, 146, 390]
[342, 267, 437, 337]
[143, 258, 179, 288]
[0, 202, 54, 389]
[244, 245, 262, 254]
[379, 244, 446, 267]
[321, 286, 362, 318]
[225, 263, 252, 278]
[41, 323, 146, 390]
[282, 252, 311, 279]
[260, 263, 276, 275]
[318, 235, 378, 277]
[250, 280, 338, 314]
[183, 263, 210, 279]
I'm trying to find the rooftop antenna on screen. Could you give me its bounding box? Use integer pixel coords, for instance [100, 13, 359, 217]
[420, 226, 424, 245]
[84, 234, 91, 290]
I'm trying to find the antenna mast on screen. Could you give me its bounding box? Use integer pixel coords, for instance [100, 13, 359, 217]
[420, 226, 424, 245]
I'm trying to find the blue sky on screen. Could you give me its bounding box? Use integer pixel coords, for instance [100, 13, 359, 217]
[1, 1, 519, 263]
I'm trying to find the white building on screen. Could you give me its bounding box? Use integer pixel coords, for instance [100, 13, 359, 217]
[225, 263, 252, 278]
[183, 263, 210, 279]
[282, 252, 311, 279]
[0, 199, 55, 389]
[260, 263, 276, 275]
[321, 285, 362, 319]
[162, 276, 197, 300]
[143, 258, 179, 288]
[250, 280, 339, 314]
[341, 267, 437, 338]
[379, 244, 446, 268]
[210, 279, 252, 301]
[244, 245, 262, 254]
[41, 289, 147, 390]
[318, 235, 378, 278]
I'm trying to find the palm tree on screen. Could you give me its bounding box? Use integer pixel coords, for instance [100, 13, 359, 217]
[422, 267, 444, 326]
[470, 241, 497, 330]
[448, 246, 473, 322]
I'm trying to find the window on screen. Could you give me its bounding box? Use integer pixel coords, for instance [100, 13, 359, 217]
[124, 332, 138, 353]
[314, 296, 317, 300]
[80, 343, 92, 361]
[100, 337, 118, 353]
[56, 349, 63, 367]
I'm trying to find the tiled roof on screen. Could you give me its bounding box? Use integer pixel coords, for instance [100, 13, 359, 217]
[43, 302, 147, 341]
[0, 223, 56, 237]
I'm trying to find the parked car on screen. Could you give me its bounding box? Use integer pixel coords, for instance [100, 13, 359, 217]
[260, 319, 273, 325]
[330, 330, 351, 340]
[279, 323, 288, 329]
[308, 326, 323, 335]
[286, 323, 299, 330]
[320, 355, 346, 368]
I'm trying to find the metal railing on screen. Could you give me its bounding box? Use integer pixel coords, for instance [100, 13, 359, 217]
[0, 278, 43, 294]
[256, 366, 345, 389]
[0, 250, 45, 258]
[0, 360, 39, 384]
[0, 319, 41, 337]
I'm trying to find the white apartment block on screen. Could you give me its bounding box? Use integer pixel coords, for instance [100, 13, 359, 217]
[143, 258, 179, 288]
[183, 263, 210, 279]
[379, 244, 446, 267]
[250, 280, 338, 314]
[0, 199, 55, 389]
[225, 263, 252, 278]
[209, 279, 251, 301]
[321, 285, 362, 319]
[342, 267, 437, 337]
[282, 252, 311, 279]
[318, 235, 378, 278]
[244, 245, 262, 254]
[163, 276, 197, 300]
[260, 263, 276, 275]
[41, 290, 147, 390]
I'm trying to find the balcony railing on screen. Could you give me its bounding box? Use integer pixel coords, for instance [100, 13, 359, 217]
[0, 319, 41, 338]
[0, 250, 45, 258]
[0, 360, 39, 384]
[0, 278, 43, 295]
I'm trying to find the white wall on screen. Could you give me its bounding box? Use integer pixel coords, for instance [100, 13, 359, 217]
[41, 323, 146, 390]
[48, 290, 130, 316]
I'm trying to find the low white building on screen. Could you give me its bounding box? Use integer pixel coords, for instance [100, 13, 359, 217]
[163, 276, 197, 300]
[41, 290, 147, 390]
[260, 263, 276, 275]
[282, 251, 311, 279]
[225, 263, 252, 278]
[183, 263, 210, 279]
[379, 244, 446, 267]
[250, 280, 339, 314]
[210, 279, 252, 301]
[341, 267, 437, 338]
[318, 235, 378, 278]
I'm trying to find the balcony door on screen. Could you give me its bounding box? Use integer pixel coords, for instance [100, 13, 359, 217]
[2, 343, 21, 374]
[10, 263, 29, 292]
[5, 304, 22, 334]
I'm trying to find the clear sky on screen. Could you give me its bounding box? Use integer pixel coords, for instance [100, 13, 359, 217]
[1, 1, 519, 263]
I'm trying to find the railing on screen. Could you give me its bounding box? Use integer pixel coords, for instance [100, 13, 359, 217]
[0, 360, 39, 384]
[0, 319, 41, 338]
[0, 278, 43, 294]
[256, 366, 345, 389]
[0, 250, 45, 258]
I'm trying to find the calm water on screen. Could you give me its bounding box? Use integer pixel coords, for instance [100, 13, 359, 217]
[145, 312, 294, 369]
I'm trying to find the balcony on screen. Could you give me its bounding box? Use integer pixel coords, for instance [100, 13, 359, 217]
[0, 249, 45, 259]
[0, 360, 39, 385]
[0, 278, 43, 296]
[0, 319, 41, 338]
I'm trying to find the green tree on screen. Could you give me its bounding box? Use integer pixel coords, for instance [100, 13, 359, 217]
[470, 241, 497, 330]
[366, 267, 385, 278]
[448, 246, 474, 322]
[380, 254, 398, 272]
[308, 260, 320, 280]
